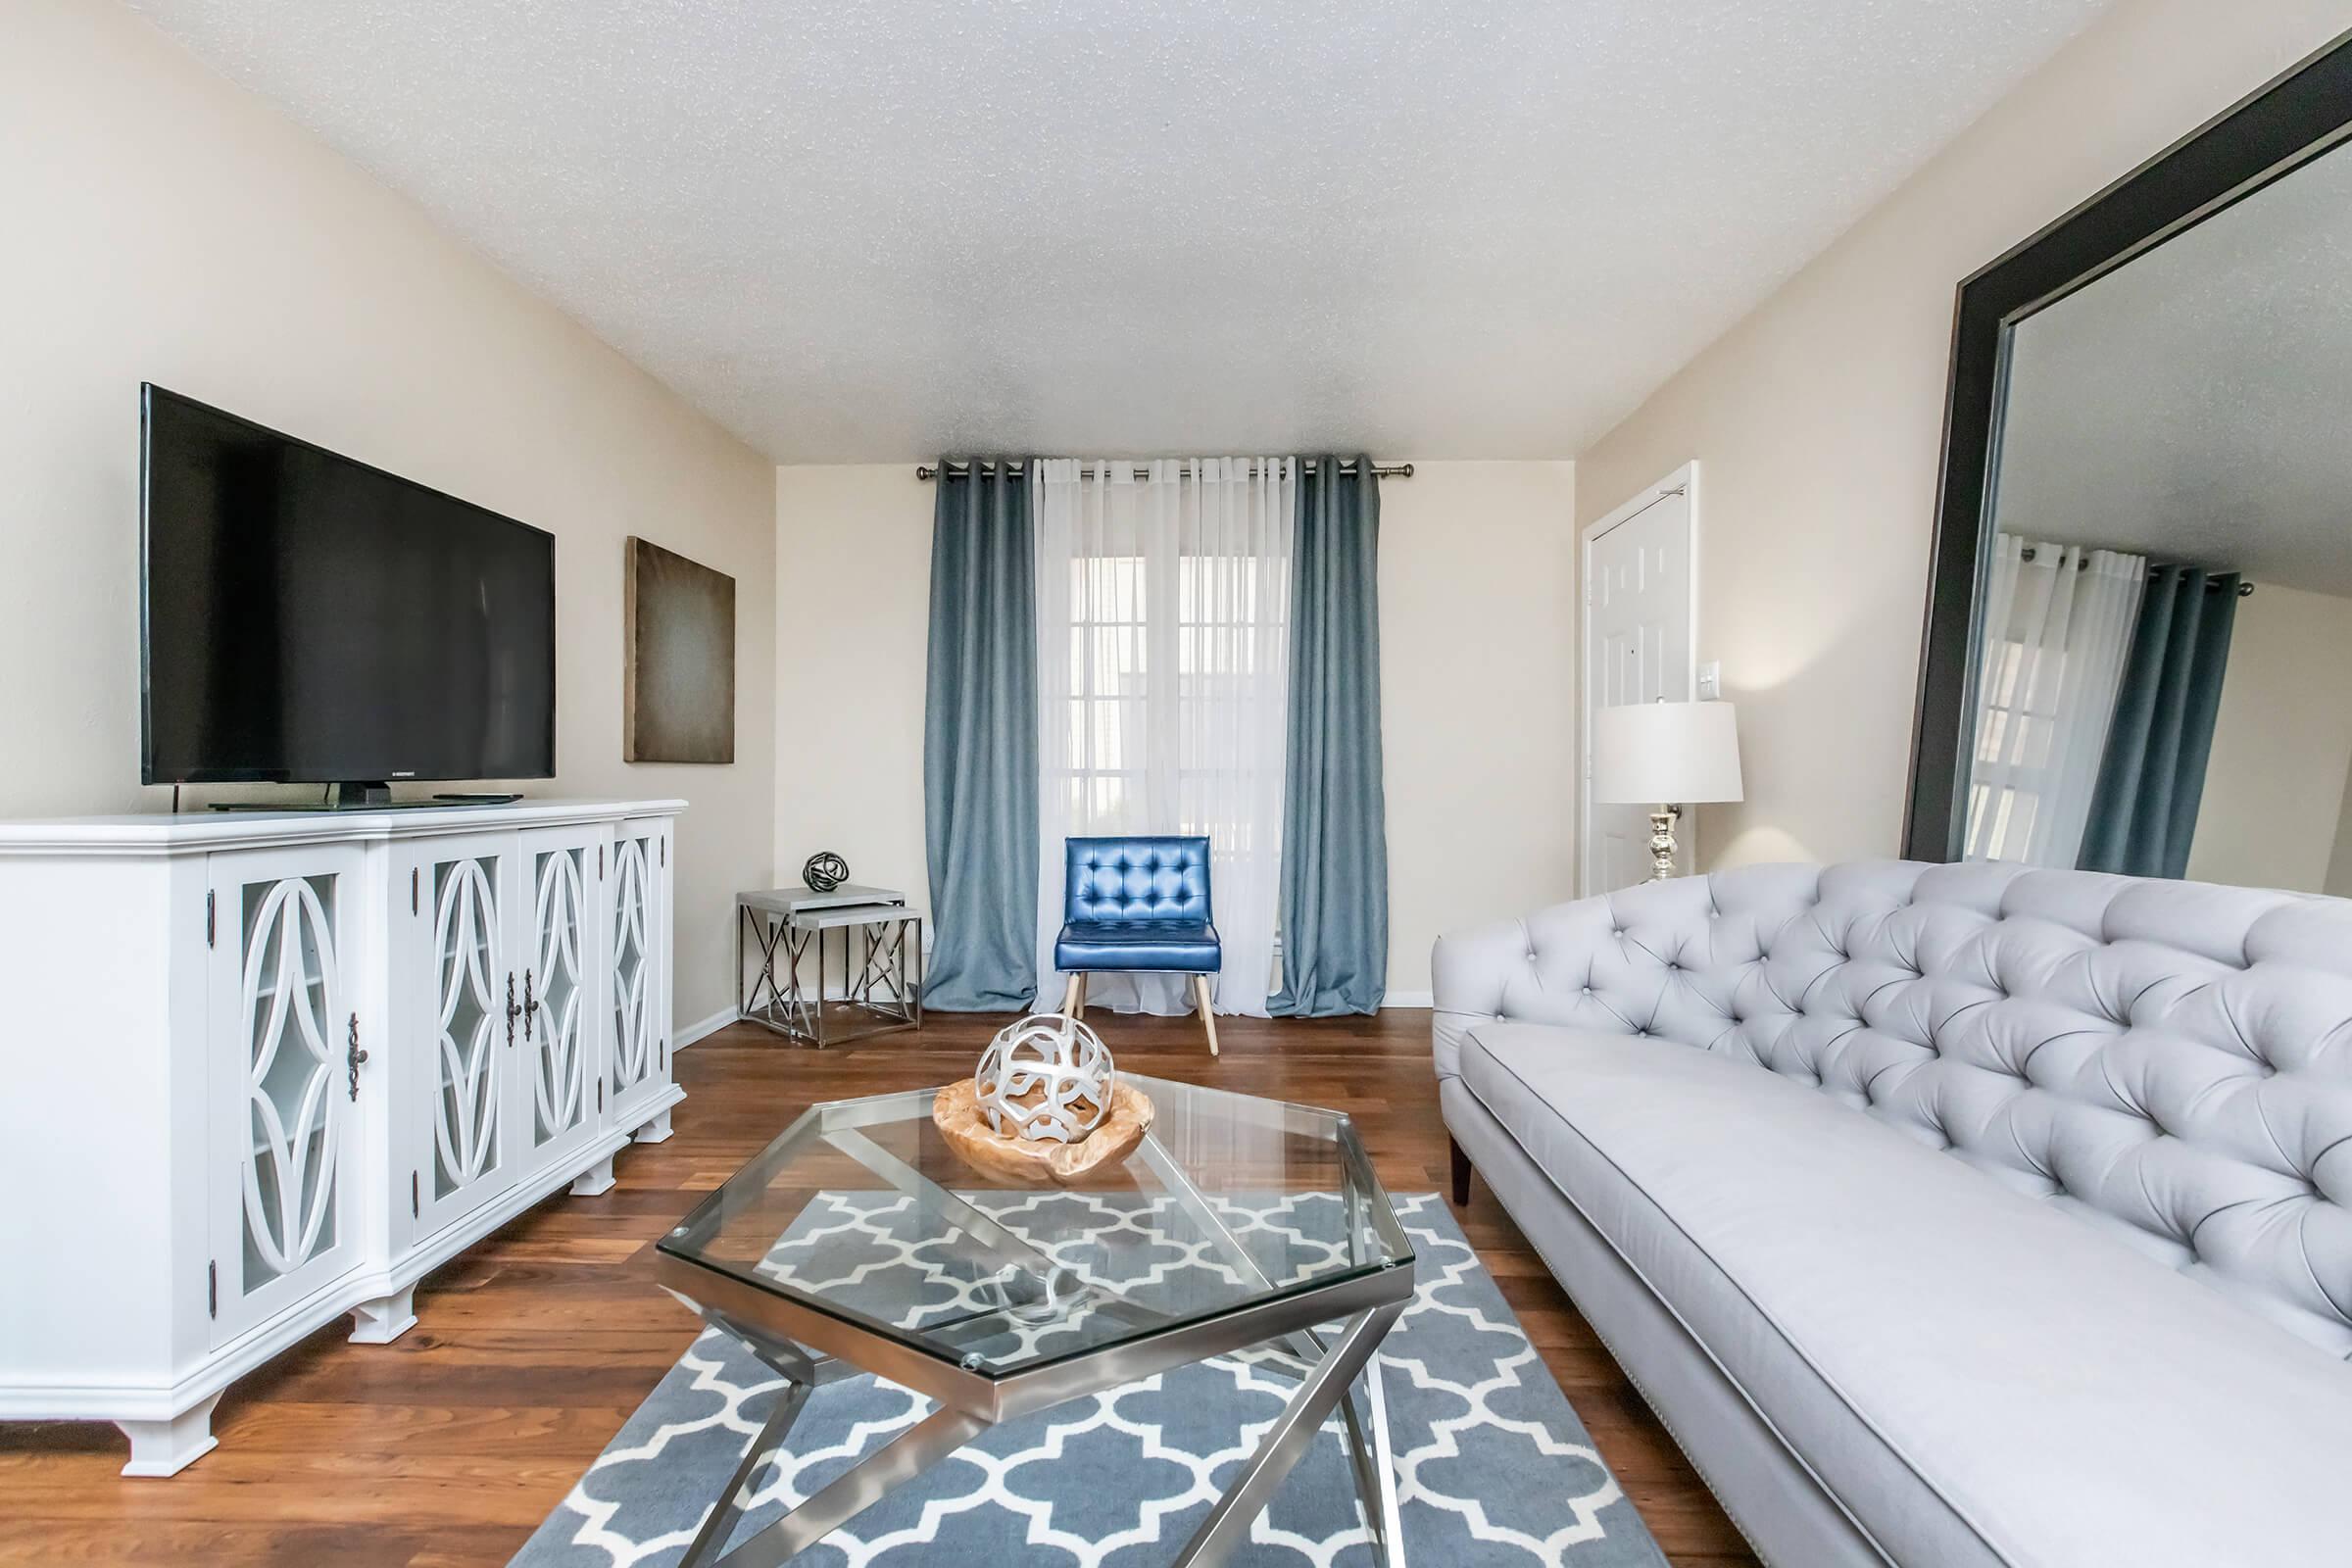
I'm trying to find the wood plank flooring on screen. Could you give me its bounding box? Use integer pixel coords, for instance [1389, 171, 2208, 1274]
[0, 1011, 1759, 1566]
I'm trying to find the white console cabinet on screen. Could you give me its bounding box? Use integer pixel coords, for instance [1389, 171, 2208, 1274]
[0, 799, 682, 1475]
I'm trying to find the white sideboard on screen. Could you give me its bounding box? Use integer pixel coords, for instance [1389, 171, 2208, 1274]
[0, 798, 684, 1475]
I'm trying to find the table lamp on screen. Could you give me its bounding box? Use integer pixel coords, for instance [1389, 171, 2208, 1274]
[1592, 700, 1743, 881]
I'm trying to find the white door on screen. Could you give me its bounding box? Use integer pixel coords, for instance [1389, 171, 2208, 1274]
[1583, 469, 1695, 895]
[607, 817, 670, 1128]
[399, 838, 522, 1241]
[207, 846, 368, 1343]
[517, 824, 607, 1172]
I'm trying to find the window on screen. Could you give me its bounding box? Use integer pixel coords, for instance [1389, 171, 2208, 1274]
[1032, 460, 1295, 1014]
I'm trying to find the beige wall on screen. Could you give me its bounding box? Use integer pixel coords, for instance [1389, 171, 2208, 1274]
[1380, 463, 1579, 997]
[2188, 584, 2352, 894]
[1, 1, 777, 1028]
[773, 461, 1577, 1002]
[773, 466, 935, 917]
[1573, 0, 2352, 871]
[2329, 754, 2352, 899]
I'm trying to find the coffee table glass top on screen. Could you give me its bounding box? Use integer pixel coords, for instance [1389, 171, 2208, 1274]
[657, 1072, 1410, 1380]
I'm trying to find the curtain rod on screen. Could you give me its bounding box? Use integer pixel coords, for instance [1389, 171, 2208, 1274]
[2015, 546, 2255, 596]
[916, 459, 1413, 481]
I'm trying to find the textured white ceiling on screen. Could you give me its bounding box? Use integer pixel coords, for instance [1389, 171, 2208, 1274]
[128, 0, 2115, 464]
[1995, 139, 2352, 598]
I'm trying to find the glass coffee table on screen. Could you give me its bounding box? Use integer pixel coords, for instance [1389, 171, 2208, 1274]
[654, 1072, 1415, 1568]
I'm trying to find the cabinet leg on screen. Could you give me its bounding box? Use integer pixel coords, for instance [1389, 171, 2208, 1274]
[572, 1153, 617, 1197]
[118, 1393, 220, 1478]
[348, 1285, 417, 1345]
[1449, 1135, 1473, 1206]
[633, 1107, 674, 1145]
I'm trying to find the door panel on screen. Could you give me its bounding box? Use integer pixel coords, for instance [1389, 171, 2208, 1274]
[1584, 483, 1694, 894]
[406, 843, 520, 1239]
[520, 826, 605, 1170]
[423, 852, 514, 1229]
[608, 819, 669, 1126]
[208, 848, 366, 1343]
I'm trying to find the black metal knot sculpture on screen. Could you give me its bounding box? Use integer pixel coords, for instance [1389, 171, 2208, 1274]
[802, 851, 850, 893]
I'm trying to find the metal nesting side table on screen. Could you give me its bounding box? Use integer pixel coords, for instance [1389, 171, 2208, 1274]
[737, 884, 922, 1047]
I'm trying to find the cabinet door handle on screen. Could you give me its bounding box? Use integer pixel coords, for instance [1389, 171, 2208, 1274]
[347, 1013, 368, 1102]
[507, 972, 521, 1046]
[523, 968, 537, 1042]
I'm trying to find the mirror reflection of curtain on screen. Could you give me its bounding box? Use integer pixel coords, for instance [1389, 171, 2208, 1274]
[2078, 565, 2242, 878]
[1030, 458, 1294, 1017]
[1966, 535, 2145, 865]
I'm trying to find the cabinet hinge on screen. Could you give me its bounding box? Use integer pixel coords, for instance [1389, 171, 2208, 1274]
[412, 1170, 419, 1218]
[207, 1260, 218, 1319]
[412, 866, 419, 915]
[598, 845, 605, 878]
[205, 890, 216, 948]
[660, 838, 665, 867]
[598, 1080, 605, 1113]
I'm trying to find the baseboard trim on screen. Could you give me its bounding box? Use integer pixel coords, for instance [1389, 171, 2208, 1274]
[673, 1006, 738, 1050]
[678, 998, 1429, 1032]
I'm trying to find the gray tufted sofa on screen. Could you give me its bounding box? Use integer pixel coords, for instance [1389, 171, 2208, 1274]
[1432, 859, 2352, 1568]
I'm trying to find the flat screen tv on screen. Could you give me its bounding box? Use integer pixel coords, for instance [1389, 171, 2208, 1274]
[141, 385, 556, 790]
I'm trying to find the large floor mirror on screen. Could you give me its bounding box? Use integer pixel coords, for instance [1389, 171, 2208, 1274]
[1905, 32, 2352, 895]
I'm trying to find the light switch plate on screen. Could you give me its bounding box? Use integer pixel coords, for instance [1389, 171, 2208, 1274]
[1696, 662, 1723, 702]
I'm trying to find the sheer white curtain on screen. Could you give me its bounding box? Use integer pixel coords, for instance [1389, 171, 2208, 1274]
[1032, 458, 1294, 1016]
[1965, 534, 2145, 866]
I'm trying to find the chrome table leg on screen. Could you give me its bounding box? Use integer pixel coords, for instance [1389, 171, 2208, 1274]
[678, 1377, 813, 1568]
[704, 1402, 990, 1568]
[1169, 1299, 1409, 1568]
[1134, 1135, 1406, 1565]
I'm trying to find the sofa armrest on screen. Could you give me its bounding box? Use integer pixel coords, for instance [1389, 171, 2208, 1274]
[1431, 900, 1612, 1082]
[1432, 863, 1852, 1086]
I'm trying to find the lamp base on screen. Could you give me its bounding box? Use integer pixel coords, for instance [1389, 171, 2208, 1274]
[1647, 807, 1683, 882]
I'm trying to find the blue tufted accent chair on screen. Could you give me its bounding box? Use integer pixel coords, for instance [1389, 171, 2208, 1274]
[1054, 835, 1223, 1055]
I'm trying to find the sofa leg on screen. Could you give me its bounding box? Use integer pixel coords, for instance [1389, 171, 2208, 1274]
[1449, 1136, 1472, 1206]
[1190, 974, 1220, 1056]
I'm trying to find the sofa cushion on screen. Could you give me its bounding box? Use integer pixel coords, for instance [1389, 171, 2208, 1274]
[1053, 919, 1221, 972]
[1460, 1019, 2352, 1568]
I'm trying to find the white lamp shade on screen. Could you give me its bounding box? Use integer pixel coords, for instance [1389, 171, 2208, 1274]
[1592, 701, 1743, 806]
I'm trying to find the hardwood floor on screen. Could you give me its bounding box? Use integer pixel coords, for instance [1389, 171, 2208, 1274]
[0, 1011, 1758, 1566]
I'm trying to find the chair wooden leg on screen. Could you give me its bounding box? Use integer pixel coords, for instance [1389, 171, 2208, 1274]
[1060, 972, 1085, 1017]
[1191, 973, 1220, 1056]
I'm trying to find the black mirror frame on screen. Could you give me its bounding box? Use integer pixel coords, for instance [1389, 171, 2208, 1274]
[1900, 29, 2352, 861]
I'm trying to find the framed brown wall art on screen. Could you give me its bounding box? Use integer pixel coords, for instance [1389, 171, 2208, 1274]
[623, 535, 735, 763]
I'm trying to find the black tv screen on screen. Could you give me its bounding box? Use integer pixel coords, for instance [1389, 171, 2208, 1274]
[141, 385, 556, 785]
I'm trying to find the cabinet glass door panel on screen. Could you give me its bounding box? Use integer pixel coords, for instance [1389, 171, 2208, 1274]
[209, 849, 364, 1343]
[427, 856, 506, 1208]
[243, 875, 341, 1286]
[609, 832, 657, 1110]
[524, 835, 601, 1167]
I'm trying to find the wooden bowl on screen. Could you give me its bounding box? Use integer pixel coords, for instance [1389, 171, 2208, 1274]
[932, 1079, 1155, 1186]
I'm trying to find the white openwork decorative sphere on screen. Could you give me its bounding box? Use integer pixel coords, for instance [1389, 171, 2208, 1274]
[973, 1012, 1116, 1143]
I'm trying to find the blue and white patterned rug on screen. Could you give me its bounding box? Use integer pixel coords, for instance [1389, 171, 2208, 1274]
[514, 1193, 1665, 1567]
